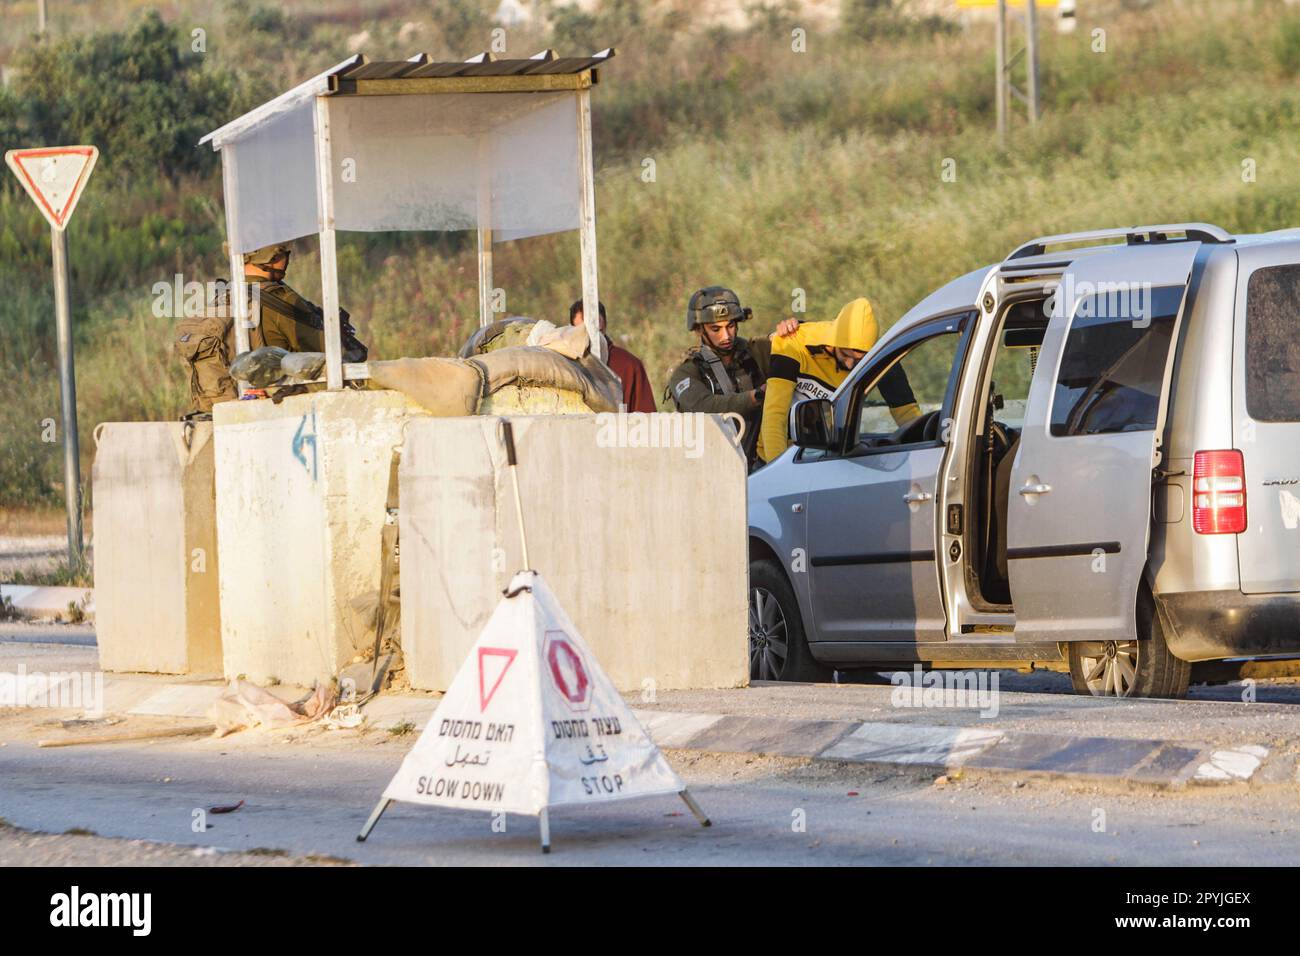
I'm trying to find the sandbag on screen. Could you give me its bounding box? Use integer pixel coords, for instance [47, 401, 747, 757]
[368, 357, 485, 416]
[281, 351, 326, 380]
[229, 346, 288, 388]
[469, 345, 622, 413]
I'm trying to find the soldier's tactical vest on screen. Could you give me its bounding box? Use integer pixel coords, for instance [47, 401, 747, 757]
[173, 280, 368, 418]
[673, 342, 765, 465]
[174, 304, 240, 417]
[693, 344, 762, 398]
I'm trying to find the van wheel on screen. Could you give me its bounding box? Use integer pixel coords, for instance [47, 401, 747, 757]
[749, 559, 830, 683]
[1068, 587, 1190, 699]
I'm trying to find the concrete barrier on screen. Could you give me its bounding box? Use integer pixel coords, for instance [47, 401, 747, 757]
[213, 389, 429, 686]
[399, 414, 749, 692]
[92, 422, 222, 674]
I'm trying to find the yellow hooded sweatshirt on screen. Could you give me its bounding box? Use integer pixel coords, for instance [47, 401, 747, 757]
[757, 298, 919, 462]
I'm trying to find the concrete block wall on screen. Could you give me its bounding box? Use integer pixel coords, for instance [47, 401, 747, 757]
[213, 389, 426, 686]
[93, 422, 222, 674]
[399, 414, 750, 692]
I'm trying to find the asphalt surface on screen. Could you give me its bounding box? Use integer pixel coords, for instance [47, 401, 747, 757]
[0, 623, 97, 647]
[2, 628, 1298, 865]
[1, 736, 1298, 866]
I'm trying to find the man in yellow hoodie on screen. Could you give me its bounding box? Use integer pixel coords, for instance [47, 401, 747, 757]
[757, 297, 921, 463]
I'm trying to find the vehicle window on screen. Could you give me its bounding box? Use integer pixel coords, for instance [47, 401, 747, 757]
[987, 326, 1042, 430]
[1245, 264, 1300, 422]
[856, 330, 962, 447]
[1049, 285, 1185, 437]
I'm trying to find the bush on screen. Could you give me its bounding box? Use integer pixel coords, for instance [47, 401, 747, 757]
[1, 10, 249, 184]
[1275, 15, 1300, 77]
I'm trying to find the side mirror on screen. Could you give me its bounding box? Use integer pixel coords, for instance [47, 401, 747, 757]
[790, 398, 837, 450]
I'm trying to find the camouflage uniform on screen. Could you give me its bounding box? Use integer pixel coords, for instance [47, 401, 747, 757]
[173, 244, 367, 417]
[665, 336, 773, 465]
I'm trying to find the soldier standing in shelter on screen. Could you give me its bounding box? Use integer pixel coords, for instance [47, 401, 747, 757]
[174, 243, 368, 418]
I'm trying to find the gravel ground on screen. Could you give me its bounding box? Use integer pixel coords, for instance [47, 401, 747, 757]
[0, 820, 352, 865]
[0, 535, 90, 579]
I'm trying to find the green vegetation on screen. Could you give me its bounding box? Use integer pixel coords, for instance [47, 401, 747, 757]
[2, 0, 1300, 510]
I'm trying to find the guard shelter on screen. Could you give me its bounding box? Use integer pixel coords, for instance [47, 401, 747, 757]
[199, 49, 615, 389]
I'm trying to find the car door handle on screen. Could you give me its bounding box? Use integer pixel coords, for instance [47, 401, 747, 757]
[1019, 483, 1052, 496]
[903, 491, 933, 504]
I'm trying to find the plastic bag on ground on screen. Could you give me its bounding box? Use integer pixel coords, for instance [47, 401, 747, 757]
[209, 680, 337, 737]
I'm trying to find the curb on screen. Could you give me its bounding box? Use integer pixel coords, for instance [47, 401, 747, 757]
[0, 585, 95, 623]
[13, 674, 1274, 788]
[632, 709, 1269, 789]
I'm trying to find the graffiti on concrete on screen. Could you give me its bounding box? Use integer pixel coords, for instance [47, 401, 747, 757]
[292, 408, 317, 481]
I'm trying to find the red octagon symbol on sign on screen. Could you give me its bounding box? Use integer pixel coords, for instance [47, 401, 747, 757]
[544, 631, 591, 711]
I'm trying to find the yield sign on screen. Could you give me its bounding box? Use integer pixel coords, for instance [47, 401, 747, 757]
[477, 646, 517, 712]
[5, 146, 98, 231]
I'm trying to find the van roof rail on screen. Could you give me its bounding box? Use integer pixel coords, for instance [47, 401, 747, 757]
[1005, 223, 1233, 261]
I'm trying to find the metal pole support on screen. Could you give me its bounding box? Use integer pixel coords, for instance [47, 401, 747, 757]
[51, 226, 83, 569]
[679, 789, 712, 828]
[1026, 0, 1041, 125]
[357, 797, 393, 842]
[996, 0, 1008, 142]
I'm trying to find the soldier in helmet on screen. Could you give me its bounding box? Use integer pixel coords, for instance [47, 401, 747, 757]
[174, 243, 368, 418]
[665, 286, 796, 466]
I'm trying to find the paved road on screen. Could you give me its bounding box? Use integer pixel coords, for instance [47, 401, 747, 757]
[1, 730, 1298, 866]
[0, 624, 97, 647]
[2, 631, 1297, 865]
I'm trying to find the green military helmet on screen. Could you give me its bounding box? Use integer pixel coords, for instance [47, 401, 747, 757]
[243, 243, 292, 266]
[686, 286, 752, 332]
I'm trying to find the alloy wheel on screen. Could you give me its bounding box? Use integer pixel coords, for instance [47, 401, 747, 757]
[748, 586, 788, 680]
[1079, 640, 1139, 696]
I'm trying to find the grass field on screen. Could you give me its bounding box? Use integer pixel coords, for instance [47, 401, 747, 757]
[2, 0, 1299, 514]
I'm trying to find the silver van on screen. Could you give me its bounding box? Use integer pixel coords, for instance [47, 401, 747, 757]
[747, 223, 1300, 698]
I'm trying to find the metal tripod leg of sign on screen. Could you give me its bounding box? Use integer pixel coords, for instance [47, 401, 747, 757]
[679, 789, 712, 827]
[500, 419, 530, 569]
[357, 798, 393, 842]
[539, 808, 551, 853]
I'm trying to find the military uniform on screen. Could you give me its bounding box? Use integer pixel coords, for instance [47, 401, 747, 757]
[666, 335, 773, 464]
[174, 246, 367, 417]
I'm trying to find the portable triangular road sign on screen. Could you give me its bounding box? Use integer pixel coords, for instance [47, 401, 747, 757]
[358, 570, 710, 851]
[5, 146, 98, 231]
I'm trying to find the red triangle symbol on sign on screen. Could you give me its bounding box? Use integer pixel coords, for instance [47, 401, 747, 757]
[5, 146, 98, 231]
[477, 647, 517, 712]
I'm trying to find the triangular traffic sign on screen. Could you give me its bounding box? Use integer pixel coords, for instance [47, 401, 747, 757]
[5, 146, 98, 231]
[359, 570, 709, 850]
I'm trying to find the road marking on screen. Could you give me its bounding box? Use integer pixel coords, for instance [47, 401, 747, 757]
[1194, 745, 1269, 783]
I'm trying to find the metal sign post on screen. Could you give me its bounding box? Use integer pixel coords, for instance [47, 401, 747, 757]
[50, 226, 83, 568]
[996, 0, 1008, 141]
[1026, 0, 1041, 125]
[964, 0, 1044, 139]
[4, 145, 98, 570]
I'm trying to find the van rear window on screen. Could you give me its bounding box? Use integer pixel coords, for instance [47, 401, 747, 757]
[1049, 285, 1185, 437]
[1245, 265, 1300, 422]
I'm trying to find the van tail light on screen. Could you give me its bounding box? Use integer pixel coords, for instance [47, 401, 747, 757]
[1192, 450, 1247, 534]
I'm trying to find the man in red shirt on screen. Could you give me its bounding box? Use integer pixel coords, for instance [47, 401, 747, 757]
[569, 299, 657, 413]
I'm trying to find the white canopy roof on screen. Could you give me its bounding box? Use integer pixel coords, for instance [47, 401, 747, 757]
[201, 51, 614, 254]
[200, 50, 614, 387]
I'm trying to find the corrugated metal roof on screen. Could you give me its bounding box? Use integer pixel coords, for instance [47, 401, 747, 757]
[335, 49, 613, 82]
[201, 49, 614, 149]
